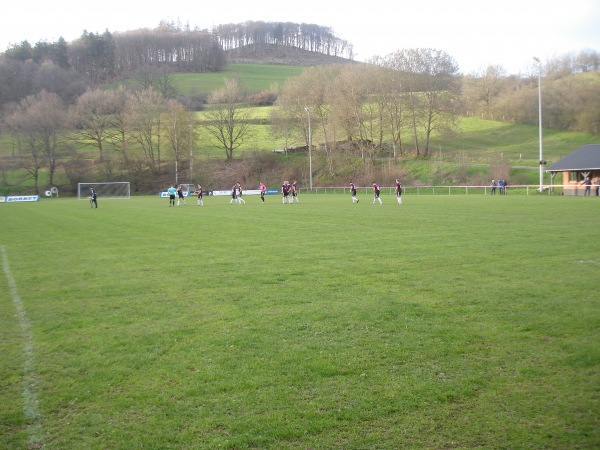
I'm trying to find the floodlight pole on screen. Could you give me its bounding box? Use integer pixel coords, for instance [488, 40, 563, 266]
[174, 117, 179, 186]
[534, 57, 543, 192]
[189, 123, 193, 181]
[304, 107, 313, 190]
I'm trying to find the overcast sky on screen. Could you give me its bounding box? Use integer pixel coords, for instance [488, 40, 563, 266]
[2, 0, 599, 75]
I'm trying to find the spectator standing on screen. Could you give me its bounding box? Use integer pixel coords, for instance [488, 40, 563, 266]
[581, 176, 592, 196]
[491, 179, 497, 195]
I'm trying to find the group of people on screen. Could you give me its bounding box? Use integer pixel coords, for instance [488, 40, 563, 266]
[167, 185, 189, 206]
[580, 175, 600, 196]
[164, 180, 406, 206]
[165, 182, 263, 206]
[95, 175, 600, 209]
[230, 182, 247, 205]
[166, 184, 204, 206]
[281, 181, 300, 204]
[490, 179, 509, 195]
[349, 180, 403, 205]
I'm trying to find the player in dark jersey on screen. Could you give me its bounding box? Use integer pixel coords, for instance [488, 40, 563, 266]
[350, 182, 359, 203]
[230, 183, 238, 204]
[176, 185, 187, 206]
[372, 182, 382, 205]
[237, 182, 246, 204]
[291, 181, 299, 203]
[395, 179, 403, 205]
[195, 185, 203, 206]
[282, 181, 291, 204]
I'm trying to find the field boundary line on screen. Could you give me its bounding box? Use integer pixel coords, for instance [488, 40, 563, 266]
[1, 246, 45, 448]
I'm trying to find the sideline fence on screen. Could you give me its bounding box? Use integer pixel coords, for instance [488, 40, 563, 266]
[296, 185, 595, 196]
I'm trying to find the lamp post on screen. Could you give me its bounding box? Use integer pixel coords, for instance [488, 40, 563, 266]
[533, 57, 543, 192]
[304, 107, 313, 190]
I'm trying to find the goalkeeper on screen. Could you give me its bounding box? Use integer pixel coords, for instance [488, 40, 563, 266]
[89, 187, 98, 208]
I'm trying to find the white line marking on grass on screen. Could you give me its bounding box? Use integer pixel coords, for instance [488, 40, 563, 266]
[1, 246, 45, 448]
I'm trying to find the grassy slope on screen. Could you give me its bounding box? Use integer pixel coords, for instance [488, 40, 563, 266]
[89, 64, 600, 165]
[446, 118, 597, 163]
[1, 194, 598, 448]
[170, 64, 598, 163]
[172, 64, 304, 95]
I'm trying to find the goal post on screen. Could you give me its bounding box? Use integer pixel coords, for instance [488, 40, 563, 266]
[78, 182, 131, 200]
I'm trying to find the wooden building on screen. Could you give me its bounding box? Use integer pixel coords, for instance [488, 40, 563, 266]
[545, 144, 600, 195]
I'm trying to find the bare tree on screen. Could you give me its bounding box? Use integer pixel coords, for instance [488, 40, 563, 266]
[273, 75, 313, 150]
[379, 64, 408, 158]
[4, 113, 44, 193]
[33, 60, 88, 104]
[387, 48, 461, 156]
[463, 65, 506, 119]
[71, 89, 119, 162]
[133, 67, 179, 99]
[105, 87, 134, 165]
[5, 90, 69, 187]
[164, 99, 196, 183]
[129, 88, 165, 173]
[204, 76, 252, 161]
[327, 64, 366, 144]
[302, 66, 337, 174]
[268, 106, 299, 154]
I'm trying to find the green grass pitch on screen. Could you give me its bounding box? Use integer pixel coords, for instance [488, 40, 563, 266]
[1, 193, 599, 448]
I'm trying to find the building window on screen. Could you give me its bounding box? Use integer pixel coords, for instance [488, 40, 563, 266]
[569, 172, 582, 182]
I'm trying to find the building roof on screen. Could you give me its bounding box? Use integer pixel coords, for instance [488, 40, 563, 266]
[546, 144, 600, 172]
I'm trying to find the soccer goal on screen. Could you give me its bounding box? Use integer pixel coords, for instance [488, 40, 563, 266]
[78, 182, 131, 200]
[180, 183, 195, 193]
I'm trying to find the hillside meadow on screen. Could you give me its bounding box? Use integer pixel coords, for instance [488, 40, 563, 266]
[106, 64, 304, 95]
[107, 63, 599, 163]
[171, 64, 305, 95]
[1, 193, 599, 448]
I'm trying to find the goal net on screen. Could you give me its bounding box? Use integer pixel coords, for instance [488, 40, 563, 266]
[180, 183, 195, 193]
[78, 182, 131, 200]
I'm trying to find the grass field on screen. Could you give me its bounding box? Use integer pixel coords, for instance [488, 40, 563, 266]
[171, 64, 305, 96]
[1, 193, 599, 448]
